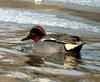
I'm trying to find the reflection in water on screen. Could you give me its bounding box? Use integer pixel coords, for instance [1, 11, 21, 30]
[26, 55, 44, 67]
[26, 50, 82, 70]
[64, 56, 79, 69]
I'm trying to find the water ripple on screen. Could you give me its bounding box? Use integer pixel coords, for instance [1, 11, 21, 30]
[0, 8, 99, 34]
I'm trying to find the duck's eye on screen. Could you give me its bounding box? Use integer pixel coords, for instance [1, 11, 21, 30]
[30, 33, 37, 37]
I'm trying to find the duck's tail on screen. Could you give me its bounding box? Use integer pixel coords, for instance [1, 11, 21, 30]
[64, 42, 85, 53]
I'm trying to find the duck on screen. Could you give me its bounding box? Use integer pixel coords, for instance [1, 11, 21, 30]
[21, 25, 85, 59]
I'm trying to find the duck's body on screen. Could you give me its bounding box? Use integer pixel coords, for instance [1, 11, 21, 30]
[21, 25, 85, 59]
[32, 39, 64, 55]
[32, 33, 84, 57]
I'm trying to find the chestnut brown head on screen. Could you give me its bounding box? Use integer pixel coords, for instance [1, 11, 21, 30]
[21, 25, 46, 43]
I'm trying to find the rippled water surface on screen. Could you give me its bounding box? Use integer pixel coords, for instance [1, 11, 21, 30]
[0, 0, 100, 82]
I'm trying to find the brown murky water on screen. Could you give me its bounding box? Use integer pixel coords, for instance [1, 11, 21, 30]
[0, 0, 100, 82]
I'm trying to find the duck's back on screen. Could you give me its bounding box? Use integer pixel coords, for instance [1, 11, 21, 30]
[44, 33, 81, 44]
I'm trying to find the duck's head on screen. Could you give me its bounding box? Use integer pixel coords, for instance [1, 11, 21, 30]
[21, 25, 46, 43]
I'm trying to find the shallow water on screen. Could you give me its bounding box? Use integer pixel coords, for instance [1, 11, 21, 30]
[0, 0, 100, 82]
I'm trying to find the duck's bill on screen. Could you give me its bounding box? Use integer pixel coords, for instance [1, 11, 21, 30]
[21, 35, 31, 41]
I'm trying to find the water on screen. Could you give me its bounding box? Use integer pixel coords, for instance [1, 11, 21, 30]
[17, 0, 100, 7]
[0, 0, 100, 82]
[0, 8, 99, 37]
[43, 0, 100, 12]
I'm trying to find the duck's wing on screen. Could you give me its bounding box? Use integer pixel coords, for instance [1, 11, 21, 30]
[43, 39, 66, 44]
[44, 33, 82, 44]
